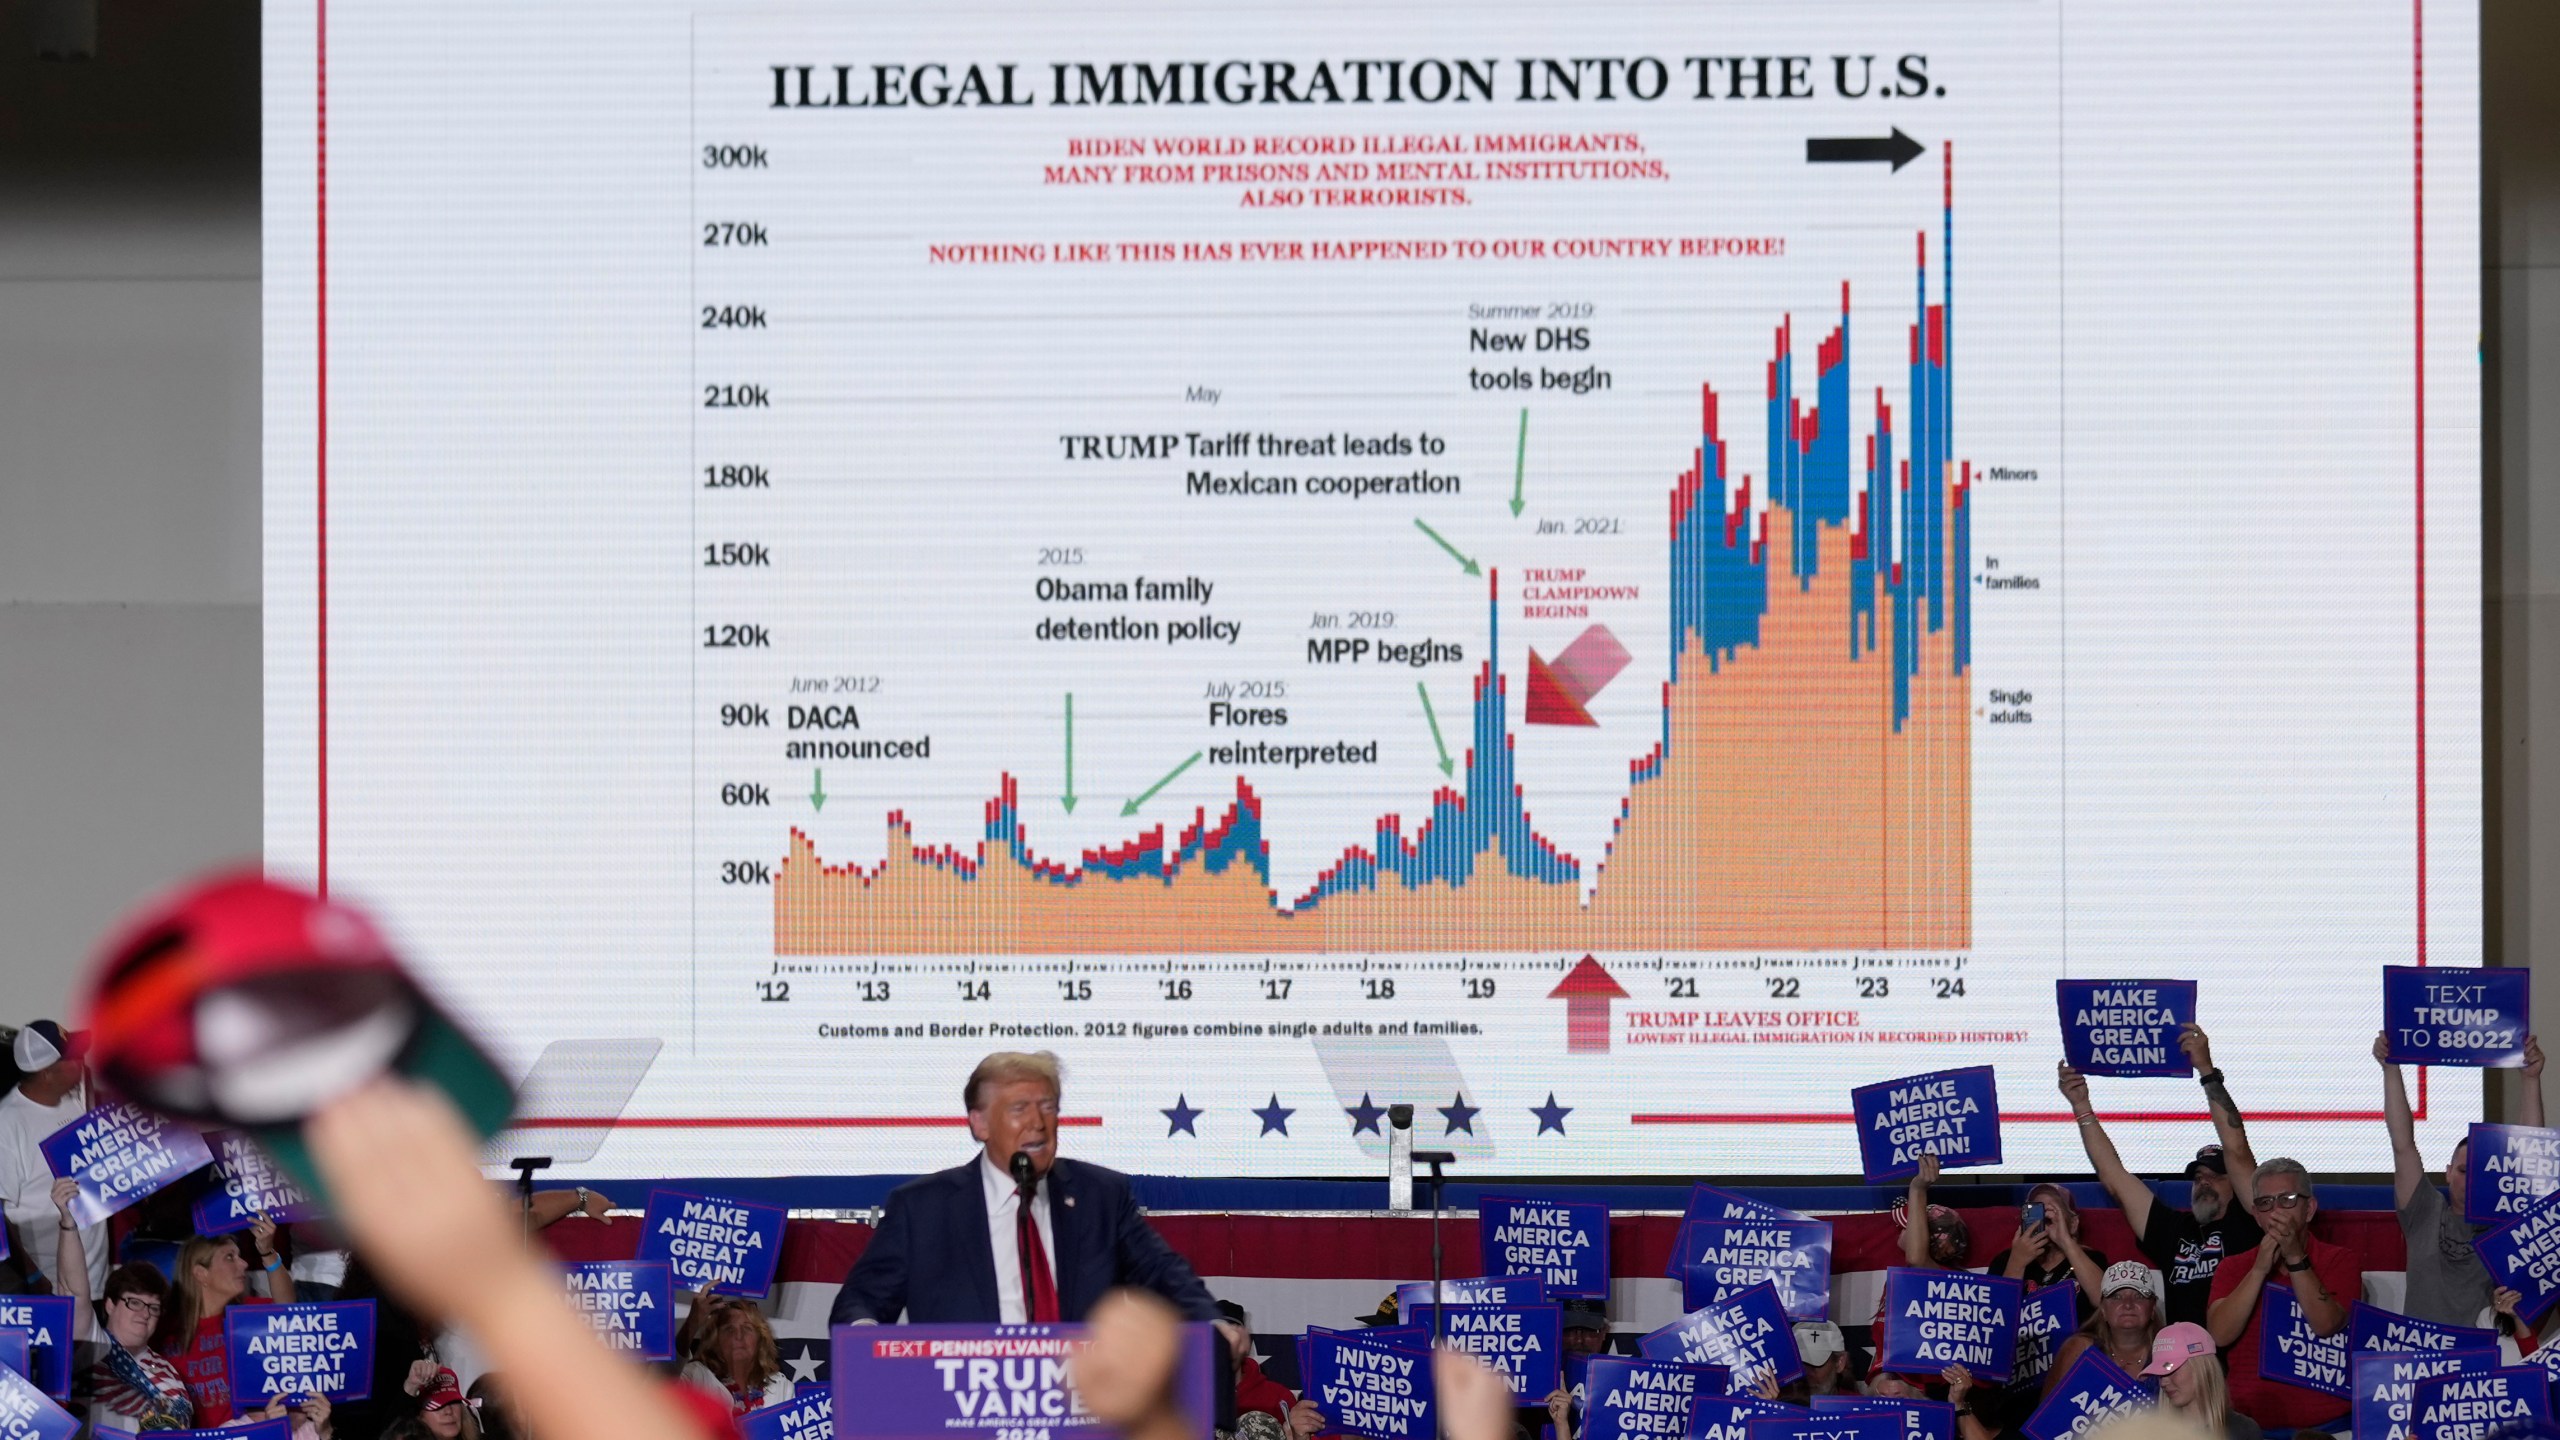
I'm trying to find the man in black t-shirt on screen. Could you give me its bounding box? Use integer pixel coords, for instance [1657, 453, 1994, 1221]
[2057, 1024, 2262, 1327]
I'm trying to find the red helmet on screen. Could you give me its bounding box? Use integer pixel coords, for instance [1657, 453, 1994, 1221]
[79, 871, 509, 1185]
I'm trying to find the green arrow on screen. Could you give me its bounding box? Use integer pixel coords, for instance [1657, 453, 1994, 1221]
[810, 768, 827, 811]
[1061, 694, 1078, 813]
[1509, 408, 1528, 517]
[1413, 517, 1481, 576]
[1417, 683, 1455, 776]
[1122, 750, 1204, 817]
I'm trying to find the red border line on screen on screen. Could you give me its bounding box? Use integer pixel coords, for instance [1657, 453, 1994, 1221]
[308, 9, 2438, 1132]
[1630, 1108, 2391, 1126]
[316, 0, 330, 898]
[508, 1116, 1106, 1130]
[2411, 0, 2428, 965]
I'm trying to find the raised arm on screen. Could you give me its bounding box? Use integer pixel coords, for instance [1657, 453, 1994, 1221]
[2522, 1036, 2546, 1130]
[2376, 1031, 2425, 1208]
[305, 1079, 707, 1440]
[50, 1178, 91, 1342]
[2183, 1026, 2259, 1206]
[2049, 1216, 2106, 1306]
[2059, 1061, 2155, 1236]
[1903, 1152, 1942, 1268]
[533, 1186, 619, 1230]
[249, 1213, 297, 1304]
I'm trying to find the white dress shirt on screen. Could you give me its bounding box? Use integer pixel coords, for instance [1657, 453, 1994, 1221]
[0, 1083, 105, 1294]
[980, 1153, 1058, 1324]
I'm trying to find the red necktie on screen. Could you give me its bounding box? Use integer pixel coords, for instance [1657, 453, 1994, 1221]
[1017, 1200, 1060, 1322]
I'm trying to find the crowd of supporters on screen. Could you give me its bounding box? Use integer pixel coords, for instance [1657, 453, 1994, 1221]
[0, 1005, 2543, 1440]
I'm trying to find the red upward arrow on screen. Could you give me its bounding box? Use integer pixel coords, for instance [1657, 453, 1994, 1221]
[1549, 955, 1627, 1054]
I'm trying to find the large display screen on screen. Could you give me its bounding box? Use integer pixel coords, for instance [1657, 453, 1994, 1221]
[263, 1, 2483, 1180]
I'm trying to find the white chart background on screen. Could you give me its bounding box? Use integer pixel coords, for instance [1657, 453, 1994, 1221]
[262, 0, 2483, 1180]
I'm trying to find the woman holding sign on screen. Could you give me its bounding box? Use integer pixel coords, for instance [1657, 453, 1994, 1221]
[157, 1219, 297, 1426]
[54, 1181, 334, 1437]
[2042, 1263, 2162, 1398]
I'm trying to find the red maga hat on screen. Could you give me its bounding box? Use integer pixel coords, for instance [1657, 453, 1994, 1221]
[79, 870, 512, 1196]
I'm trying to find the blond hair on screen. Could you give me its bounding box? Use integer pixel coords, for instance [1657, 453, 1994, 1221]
[2158, 1352, 2231, 1438]
[2089, 1412, 2215, 1440]
[965, 1051, 1063, 1112]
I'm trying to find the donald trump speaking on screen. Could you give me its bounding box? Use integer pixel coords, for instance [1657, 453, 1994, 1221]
[830, 1051, 1224, 1327]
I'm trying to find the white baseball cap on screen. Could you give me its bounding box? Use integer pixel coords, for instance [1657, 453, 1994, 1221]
[1793, 1320, 1846, 1366]
[2101, 1260, 2163, 1306]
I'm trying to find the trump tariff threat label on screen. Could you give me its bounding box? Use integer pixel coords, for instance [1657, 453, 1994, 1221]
[38, 1102, 213, 1228]
[1479, 1195, 1609, 1298]
[1852, 1068, 2001, 1183]
[641, 1189, 788, 1297]
[832, 1323, 1216, 1440]
[224, 1301, 377, 1405]
[2055, 980, 2195, 1077]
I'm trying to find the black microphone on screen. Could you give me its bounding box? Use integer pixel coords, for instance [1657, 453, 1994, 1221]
[1009, 1148, 1038, 1199]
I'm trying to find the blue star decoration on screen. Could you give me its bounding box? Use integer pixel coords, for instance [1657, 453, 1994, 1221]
[1439, 1093, 1481, 1135]
[1530, 1093, 1573, 1136]
[1253, 1094, 1296, 1136]
[1161, 1095, 1202, 1137]
[1345, 1092, 1387, 1135]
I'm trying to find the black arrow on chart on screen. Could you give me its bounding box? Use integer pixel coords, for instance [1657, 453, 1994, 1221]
[1806, 128, 1927, 172]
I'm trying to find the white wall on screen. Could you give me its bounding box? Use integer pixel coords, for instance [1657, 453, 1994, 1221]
[0, 0, 262, 1024]
[0, 2, 2550, 1100]
[2486, 0, 2560, 1122]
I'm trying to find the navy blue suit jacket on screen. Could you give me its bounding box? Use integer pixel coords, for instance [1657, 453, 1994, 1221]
[829, 1156, 1220, 1326]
